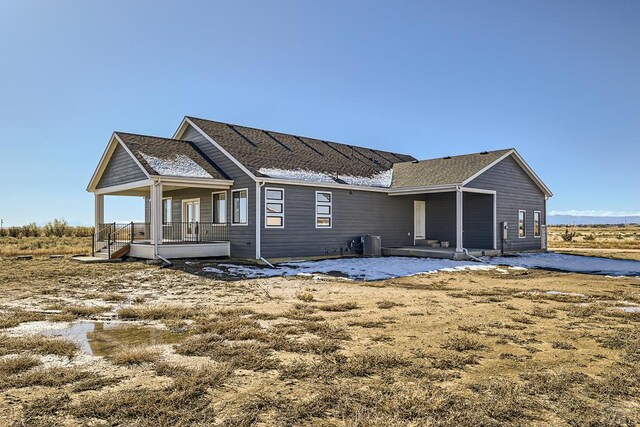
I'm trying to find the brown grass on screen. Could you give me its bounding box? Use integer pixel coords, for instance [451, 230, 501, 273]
[0, 236, 91, 256]
[0, 334, 77, 358]
[109, 346, 162, 366]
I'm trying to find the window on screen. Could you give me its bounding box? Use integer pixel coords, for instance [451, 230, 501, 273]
[212, 192, 227, 224]
[265, 188, 284, 228]
[534, 211, 541, 238]
[518, 210, 526, 238]
[162, 198, 172, 224]
[316, 191, 332, 228]
[232, 189, 248, 225]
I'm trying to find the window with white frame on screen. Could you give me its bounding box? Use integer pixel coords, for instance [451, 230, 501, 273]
[518, 210, 526, 238]
[534, 211, 541, 238]
[265, 188, 284, 228]
[316, 191, 332, 228]
[212, 192, 227, 224]
[162, 198, 172, 224]
[232, 189, 248, 225]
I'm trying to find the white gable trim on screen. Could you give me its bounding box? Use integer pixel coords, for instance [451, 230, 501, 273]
[461, 149, 552, 197]
[173, 117, 258, 182]
[86, 133, 151, 192]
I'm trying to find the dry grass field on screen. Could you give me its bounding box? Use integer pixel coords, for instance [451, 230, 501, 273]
[0, 257, 639, 426]
[549, 225, 640, 261]
[0, 236, 91, 257]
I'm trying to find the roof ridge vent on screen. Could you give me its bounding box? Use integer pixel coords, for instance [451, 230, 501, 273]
[479, 151, 489, 155]
[443, 156, 452, 159]
[412, 160, 420, 164]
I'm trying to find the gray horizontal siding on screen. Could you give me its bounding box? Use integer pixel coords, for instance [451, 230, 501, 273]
[425, 193, 456, 244]
[181, 124, 256, 258]
[466, 155, 545, 251]
[96, 144, 147, 189]
[260, 185, 416, 258]
[463, 192, 494, 249]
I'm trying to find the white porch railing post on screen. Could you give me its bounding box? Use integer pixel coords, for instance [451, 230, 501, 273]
[456, 187, 463, 252]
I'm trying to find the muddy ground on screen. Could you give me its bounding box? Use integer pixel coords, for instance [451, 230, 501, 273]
[0, 257, 639, 426]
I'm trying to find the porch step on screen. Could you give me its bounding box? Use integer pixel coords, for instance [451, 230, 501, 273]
[415, 239, 441, 247]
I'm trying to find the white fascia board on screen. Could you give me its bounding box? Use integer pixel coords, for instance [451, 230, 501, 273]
[172, 117, 189, 139]
[257, 177, 391, 193]
[509, 150, 553, 197]
[181, 117, 259, 182]
[387, 184, 459, 196]
[93, 179, 153, 195]
[461, 149, 553, 197]
[86, 133, 120, 191]
[461, 187, 496, 195]
[154, 176, 234, 188]
[461, 150, 514, 187]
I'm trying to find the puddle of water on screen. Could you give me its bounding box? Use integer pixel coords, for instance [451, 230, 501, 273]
[41, 321, 189, 356]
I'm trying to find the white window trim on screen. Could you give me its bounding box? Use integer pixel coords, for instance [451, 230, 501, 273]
[231, 188, 249, 226]
[181, 198, 201, 222]
[264, 187, 285, 229]
[518, 210, 526, 239]
[211, 191, 228, 224]
[533, 210, 541, 238]
[162, 197, 172, 225]
[315, 191, 332, 229]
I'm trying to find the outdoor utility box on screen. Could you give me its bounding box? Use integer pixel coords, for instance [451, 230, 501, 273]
[362, 235, 381, 256]
[501, 222, 508, 240]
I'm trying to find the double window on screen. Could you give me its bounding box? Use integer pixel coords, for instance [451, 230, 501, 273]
[316, 191, 332, 228]
[534, 211, 541, 238]
[212, 192, 227, 224]
[232, 189, 248, 225]
[265, 188, 284, 228]
[518, 210, 526, 238]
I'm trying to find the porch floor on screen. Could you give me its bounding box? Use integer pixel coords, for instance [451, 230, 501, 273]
[382, 246, 501, 260]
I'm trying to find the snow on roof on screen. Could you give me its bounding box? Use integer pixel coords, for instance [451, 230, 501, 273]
[257, 167, 393, 188]
[139, 152, 213, 178]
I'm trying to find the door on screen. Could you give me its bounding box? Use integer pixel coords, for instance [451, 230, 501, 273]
[182, 199, 200, 241]
[414, 201, 426, 242]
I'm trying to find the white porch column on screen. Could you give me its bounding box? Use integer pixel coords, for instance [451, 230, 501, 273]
[149, 182, 163, 249]
[456, 188, 463, 252]
[94, 194, 104, 235]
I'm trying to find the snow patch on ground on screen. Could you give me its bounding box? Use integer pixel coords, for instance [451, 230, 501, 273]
[208, 257, 495, 281]
[618, 306, 640, 313]
[483, 252, 640, 277]
[257, 167, 393, 188]
[140, 152, 212, 178]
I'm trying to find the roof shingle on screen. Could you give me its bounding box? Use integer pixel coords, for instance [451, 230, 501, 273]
[115, 132, 229, 180]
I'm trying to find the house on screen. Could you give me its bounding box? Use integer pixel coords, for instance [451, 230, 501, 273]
[87, 116, 553, 260]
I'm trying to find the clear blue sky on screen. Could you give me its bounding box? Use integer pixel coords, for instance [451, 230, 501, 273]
[1, 0, 638, 226]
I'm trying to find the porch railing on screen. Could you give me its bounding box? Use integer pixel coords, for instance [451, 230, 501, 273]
[95, 222, 229, 255]
[162, 222, 230, 243]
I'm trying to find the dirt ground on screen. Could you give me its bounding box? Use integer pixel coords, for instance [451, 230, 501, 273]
[0, 257, 639, 426]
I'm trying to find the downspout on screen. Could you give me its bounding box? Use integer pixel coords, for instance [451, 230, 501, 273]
[256, 180, 266, 260]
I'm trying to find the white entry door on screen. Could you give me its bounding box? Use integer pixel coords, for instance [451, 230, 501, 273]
[414, 201, 426, 241]
[182, 199, 200, 240]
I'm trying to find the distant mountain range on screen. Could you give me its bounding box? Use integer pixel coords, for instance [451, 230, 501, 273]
[548, 215, 640, 225]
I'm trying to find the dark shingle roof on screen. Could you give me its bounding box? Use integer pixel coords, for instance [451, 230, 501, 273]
[391, 149, 513, 188]
[187, 117, 416, 185]
[115, 132, 229, 180]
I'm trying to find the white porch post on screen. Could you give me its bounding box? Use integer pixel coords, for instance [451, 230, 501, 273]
[149, 182, 163, 256]
[456, 187, 463, 252]
[94, 194, 104, 235]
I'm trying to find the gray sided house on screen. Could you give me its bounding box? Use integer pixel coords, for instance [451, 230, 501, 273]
[87, 116, 552, 260]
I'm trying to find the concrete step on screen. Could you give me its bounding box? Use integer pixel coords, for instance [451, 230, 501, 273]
[415, 239, 440, 247]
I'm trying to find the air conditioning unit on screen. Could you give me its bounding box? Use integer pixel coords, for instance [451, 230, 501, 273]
[361, 235, 381, 256]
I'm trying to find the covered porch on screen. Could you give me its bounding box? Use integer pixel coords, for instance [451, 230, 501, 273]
[92, 178, 232, 260]
[384, 186, 498, 259]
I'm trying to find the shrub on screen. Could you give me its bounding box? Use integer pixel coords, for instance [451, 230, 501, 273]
[43, 218, 70, 237]
[583, 234, 596, 241]
[561, 228, 577, 242]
